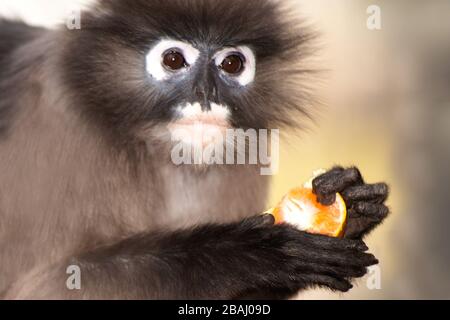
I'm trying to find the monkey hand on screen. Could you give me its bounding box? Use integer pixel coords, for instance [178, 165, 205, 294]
[223, 215, 377, 298]
[312, 166, 390, 239]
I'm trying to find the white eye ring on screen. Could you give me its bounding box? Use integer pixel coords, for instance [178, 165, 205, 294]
[146, 39, 200, 81]
[214, 46, 256, 86]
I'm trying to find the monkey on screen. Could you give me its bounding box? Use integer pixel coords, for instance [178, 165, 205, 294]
[0, 0, 390, 299]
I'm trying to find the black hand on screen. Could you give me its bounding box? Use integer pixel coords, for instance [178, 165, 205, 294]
[210, 214, 378, 298]
[312, 166, 390, 239]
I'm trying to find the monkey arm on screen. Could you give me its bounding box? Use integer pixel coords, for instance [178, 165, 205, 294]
[312, 166, 390, 239]
[4, 215, 377, 299]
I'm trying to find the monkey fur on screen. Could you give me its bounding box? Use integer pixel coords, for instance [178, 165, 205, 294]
[0, 0, 389, 299]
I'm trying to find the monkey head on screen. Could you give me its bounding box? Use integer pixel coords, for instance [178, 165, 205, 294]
[61, 0, 316, 153]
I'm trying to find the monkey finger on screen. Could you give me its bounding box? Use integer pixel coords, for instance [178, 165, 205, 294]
[300, 231, 368, 252]
[296, 261, 367, 279]
[313, 167, 364, 204]
[344, 216, 380, 239]
[307, 247, 378, 268]
[301, 274, 353, 292]
[347, 208, 362, 219]
[342, 183, 389, 203]
[353, 202, 389, 220]
[311, 166, 345, 187]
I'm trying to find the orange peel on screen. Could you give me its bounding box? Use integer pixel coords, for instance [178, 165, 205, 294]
[266, 170, 347, 238]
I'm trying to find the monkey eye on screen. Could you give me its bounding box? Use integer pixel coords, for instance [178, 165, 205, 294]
[214, 46, 255, 86]
[162, 49, 188, 71]
[219, 53, 245, 75]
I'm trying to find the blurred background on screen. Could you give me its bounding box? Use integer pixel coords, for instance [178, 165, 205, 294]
[1, 0, 449, 299]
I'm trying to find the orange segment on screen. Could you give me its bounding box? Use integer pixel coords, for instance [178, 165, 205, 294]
[268, 187, 347, 238]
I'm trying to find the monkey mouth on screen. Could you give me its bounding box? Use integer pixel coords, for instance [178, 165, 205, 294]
[167, 102, 231, 146]
[171, 102, 230, 126]
[168, 119, 229, 147]
[169, 116, 229, 129]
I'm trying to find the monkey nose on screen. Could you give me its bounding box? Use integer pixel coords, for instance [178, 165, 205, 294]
[195, 87, 205, 101]
[194, 87, 212, 111]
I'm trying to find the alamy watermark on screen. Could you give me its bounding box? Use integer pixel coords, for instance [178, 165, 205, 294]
[66, 6, 82, 30]
[366, 265, 382, 290]
[170, 127, 279, 176]
[66, 265, 81, 290]
[367, 5, 382, 30]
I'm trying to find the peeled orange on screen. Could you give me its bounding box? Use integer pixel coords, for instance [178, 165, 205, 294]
[267, 186, 347, 238]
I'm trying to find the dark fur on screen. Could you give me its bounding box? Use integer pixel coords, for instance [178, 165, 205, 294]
[0, 20, 45, 136]
[0, 19, 44, 67]
[61, 0, 317, 144]
[45, 215, 376, 299]
[0, 0, 388, 300]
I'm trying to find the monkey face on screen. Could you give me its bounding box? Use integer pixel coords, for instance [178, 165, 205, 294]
[144, 39, 257, 146]
[62, 0, 315, 146]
